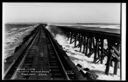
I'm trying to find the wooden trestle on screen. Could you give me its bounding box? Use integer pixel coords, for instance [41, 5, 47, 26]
[57, 25, 120, 75]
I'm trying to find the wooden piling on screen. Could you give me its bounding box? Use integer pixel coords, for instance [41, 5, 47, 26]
[97, 38, 100, 58]
[85, 37, 89, 56]
[74, 33, 77, 47]
[114, 60, 118, 75]
[82, 36, 86, 53]
[79, 35, 83, 52]
[100, 38, 104, 64]
[87, 37, 93, 57]
[105, 39, 112, 75]
[70, 32, 72, 44]
[93, 37, 97, 63]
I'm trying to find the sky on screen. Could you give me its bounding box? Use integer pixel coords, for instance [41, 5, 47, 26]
[3, 3, 120, 24]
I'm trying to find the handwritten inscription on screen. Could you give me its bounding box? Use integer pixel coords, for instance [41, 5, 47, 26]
[17, 68, 49, 76]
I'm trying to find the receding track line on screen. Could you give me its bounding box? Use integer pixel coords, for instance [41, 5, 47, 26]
[4, 24, 80, 80]
[4, 26, 40, 80]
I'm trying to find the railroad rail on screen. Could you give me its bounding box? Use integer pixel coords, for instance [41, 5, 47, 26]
[4, 24, 84, 80]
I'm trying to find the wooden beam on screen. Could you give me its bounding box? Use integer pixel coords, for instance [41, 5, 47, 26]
[110, 50, 120, 61]
[112, 46, 120, 56]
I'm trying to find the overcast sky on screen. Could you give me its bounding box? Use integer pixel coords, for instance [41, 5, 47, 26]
[3, 3, 120, 24]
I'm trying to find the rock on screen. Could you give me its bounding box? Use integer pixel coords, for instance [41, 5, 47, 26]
[77, 66, 98, 80]
[84, 71, 98, 80]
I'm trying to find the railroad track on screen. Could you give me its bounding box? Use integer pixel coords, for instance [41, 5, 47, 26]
[3, 24, 78, 80]
[4, 26, 40, 80]
[46, 32, 70, 80]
